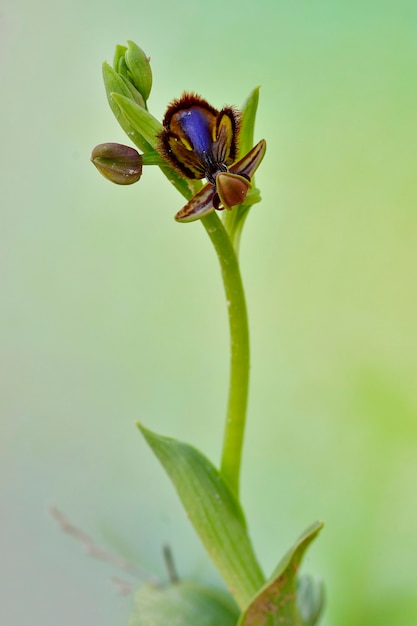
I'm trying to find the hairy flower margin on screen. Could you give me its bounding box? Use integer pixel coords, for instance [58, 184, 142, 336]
[91, 41, 266, 233]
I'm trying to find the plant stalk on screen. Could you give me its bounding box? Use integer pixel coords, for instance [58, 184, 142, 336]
[201, 211, 249, 498]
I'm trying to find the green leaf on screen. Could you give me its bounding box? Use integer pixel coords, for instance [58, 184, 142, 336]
[111, 93, 162, 149]
[237, 521, 324, 626]
[238, 87, 260, 160]
[137, 423, 265, 609]
[128, 581, 239, 626]
[141, 150, 166, 166]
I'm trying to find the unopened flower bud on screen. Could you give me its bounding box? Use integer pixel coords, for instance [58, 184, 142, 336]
[124, 41, 152, 102]
[91, 143, 143, 185]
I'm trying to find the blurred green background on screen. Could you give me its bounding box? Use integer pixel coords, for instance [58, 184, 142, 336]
[1, 0, 416, 624]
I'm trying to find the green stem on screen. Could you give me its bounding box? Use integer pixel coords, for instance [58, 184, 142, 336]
[201, 211, 249, 498]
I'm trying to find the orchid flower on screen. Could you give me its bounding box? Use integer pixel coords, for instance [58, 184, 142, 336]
[158, 93, 266, 222]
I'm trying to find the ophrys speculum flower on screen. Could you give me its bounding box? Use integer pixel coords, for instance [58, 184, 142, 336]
[92, 42, 325, 626]
[159, 93, 266, 222]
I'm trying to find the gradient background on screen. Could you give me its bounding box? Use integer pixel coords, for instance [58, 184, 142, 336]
[2, 0, 416, 624]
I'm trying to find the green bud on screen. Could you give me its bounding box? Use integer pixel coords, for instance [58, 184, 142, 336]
[125, 40, 152, 102]
[115, 54, 131, 82]
[102, 62, 151, 152]
[119, 74, 146, 108]
[91, 143, 143, 185]
[112, 44, 128, 72]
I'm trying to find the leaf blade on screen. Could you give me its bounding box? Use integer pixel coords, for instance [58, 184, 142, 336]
[238, 87, 260, 160]
[110, 93, 162, 149]
[238, 521, 324, 626]
[129, 581, 239, 626]
[138, 423, 265, 609]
